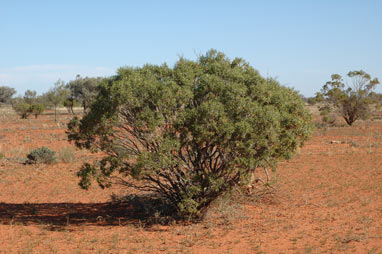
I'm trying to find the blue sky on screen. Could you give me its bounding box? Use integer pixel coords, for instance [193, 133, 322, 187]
[1, 0, 381, 96]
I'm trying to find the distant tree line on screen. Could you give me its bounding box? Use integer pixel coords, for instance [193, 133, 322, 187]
[1, 69, 380, 127]
[0, 75, 105, 120]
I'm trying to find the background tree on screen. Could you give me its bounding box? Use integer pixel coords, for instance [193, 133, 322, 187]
[316, 70, 380, 126]
[0, 86, 16, 104]
[23, 90, 37, 104]
[63, 97, 75, 115]
[369, 91, 382, 110]
[67, 50, 313, 217]
[67, 75, 103, 112]
[45, 79, 69, 121]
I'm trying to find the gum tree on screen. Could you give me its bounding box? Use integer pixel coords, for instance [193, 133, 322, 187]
[316, 70, 380, 126]
[67, 50, 312, 217]
[67, 75, 104, 112]
[0, 86, 16, 104]
[23, 90, 37, 104]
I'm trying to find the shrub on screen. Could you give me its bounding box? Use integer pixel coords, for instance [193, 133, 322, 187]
[319, 105, 337, 126]
[67, 50, 313, 218]
[306, 97, 317, 105]
[31, 103, 45, 118]
[13, 103, 32, 119]
[26, 147, 56, 164]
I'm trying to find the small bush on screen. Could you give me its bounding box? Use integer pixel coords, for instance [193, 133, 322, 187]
[26, 147, 56, 164]
[58, 147, 76, 163]
[322, 114, 336, 126]
[31, 103, 45, 118]
[13, 103, 32, 119]
[319, 105, 336, 126]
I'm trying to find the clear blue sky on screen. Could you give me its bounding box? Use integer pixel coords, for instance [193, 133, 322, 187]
[1, 0, 381, 96]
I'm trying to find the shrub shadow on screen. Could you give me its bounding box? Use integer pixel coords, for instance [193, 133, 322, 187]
[0, 194, 178, 230]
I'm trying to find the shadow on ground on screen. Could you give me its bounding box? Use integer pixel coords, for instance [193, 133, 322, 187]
[0, 195, 178, 230]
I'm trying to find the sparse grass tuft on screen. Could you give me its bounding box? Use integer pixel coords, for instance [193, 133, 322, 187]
[58, 146, 76, 163]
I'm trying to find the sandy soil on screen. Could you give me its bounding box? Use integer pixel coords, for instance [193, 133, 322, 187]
[0, 109, 381, 254]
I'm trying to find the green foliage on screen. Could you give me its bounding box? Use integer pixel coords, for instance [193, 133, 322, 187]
[45, 79, 70, 121]
[12, 92, 45, 119]
[13, 103, 32, 119]
[319, 105, 336, 126]
[306, 97, 317, 105]
[316, 70, 380, 126]
[63, 98, 75, 115]
[30, 103, 45, 118]
[26, 146, 57, 164]
[67, 75, 104, 112]
[67, 50, 313, 218]
[0, 86, 16, 104]
[23, 90, 37, 104]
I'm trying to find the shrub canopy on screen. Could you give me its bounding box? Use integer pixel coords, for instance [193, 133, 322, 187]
[13, 102, 32, 119]
[26, 146, 56, 164]
[31, 103, 45, 118]
[68, 50, 312, 216]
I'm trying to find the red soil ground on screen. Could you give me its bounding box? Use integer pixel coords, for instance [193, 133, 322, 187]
[0, 109, 381, 253]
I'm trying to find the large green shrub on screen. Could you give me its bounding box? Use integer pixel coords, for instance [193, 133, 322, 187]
[67, 50, 312, 217]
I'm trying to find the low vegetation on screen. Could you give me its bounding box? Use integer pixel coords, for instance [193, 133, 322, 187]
[13, 102, 33, 119]
[58, 146, 76, 163]
[26, 146, 57, 164]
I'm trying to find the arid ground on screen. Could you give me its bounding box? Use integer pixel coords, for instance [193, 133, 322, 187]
[0, 106, 381, 254]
